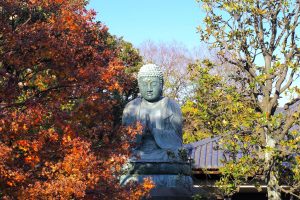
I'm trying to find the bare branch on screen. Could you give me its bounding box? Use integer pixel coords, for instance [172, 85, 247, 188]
[269, 2, 281, 52]
[284, 97, 300, 110]
[253, 1, 267, 55]
[279, 104, 300, 140]
[280, 186, 300, 199]
[270, 66, 289, 108]
[279, 69, 297, 93]
[274, 7, 294, 48]
[15, 14, 32, 31]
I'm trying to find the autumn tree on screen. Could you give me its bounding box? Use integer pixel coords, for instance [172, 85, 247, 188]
[103, 35, 143, 123]
[0, 0, 152, 199]
[196, 0, 300, 199]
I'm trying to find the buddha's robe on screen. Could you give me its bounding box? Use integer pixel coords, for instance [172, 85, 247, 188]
[122, 97, 183, 162]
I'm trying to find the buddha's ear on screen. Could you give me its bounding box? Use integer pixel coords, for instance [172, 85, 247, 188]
[137, 78, 141, 88]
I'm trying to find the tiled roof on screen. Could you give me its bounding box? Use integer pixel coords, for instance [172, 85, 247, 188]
[184, 137, 225, 170]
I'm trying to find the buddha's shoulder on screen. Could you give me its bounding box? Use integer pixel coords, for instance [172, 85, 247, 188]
[124, 97, 142, 110]
[163, 97, 180, 107]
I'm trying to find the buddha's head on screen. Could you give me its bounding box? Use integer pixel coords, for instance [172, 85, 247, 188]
[138, 64, 164, 102]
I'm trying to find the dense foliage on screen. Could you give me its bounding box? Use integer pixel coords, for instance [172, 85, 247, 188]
[0, 0, 152, 199]
[182, 60, 256, 143]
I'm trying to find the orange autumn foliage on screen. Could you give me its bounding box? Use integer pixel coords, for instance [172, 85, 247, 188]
[0, 0, 152, 199]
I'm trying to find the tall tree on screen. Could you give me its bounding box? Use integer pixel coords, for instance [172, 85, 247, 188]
[0, 0, 152, 199]
[197, 0, 300, 199]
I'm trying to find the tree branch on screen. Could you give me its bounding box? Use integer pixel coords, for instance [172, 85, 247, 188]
[284, 97, 300, 110]
[269, 1, 281, 52]
[253, 1, 267, 56]
[0, 85, 75, 109]
[279, 104, 300, 140]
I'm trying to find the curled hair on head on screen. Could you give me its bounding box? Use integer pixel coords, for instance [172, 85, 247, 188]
[137, 64, 164, 86]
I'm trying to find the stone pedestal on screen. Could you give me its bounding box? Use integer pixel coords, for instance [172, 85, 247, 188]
[120, 161, 194, 199]
[148, 187, 193, 200]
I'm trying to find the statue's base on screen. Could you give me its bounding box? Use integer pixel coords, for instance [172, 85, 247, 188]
[121, 174, 193, 199]
[120, 161, 194, 199]
[147, 187, 193, 200]
[120, 174, 193, 188]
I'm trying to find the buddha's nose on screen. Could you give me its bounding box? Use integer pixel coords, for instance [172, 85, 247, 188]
[147, 82, 152, 91]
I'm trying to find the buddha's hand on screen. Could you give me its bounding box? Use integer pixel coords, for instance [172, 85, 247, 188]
[143, 114, 152, 135]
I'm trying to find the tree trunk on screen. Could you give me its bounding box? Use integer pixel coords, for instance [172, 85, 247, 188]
[267, 169, 281, 200]
[265, 133, 281, 200]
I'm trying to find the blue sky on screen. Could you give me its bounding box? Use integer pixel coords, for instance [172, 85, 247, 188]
[87, 1, 299, 107]
[88, 0, 204, 48]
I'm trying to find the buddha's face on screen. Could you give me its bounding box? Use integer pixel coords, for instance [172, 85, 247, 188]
[138, 76, 162, 102]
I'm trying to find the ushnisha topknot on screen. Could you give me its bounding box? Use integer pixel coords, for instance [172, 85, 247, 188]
[137, 64, 164, 85]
